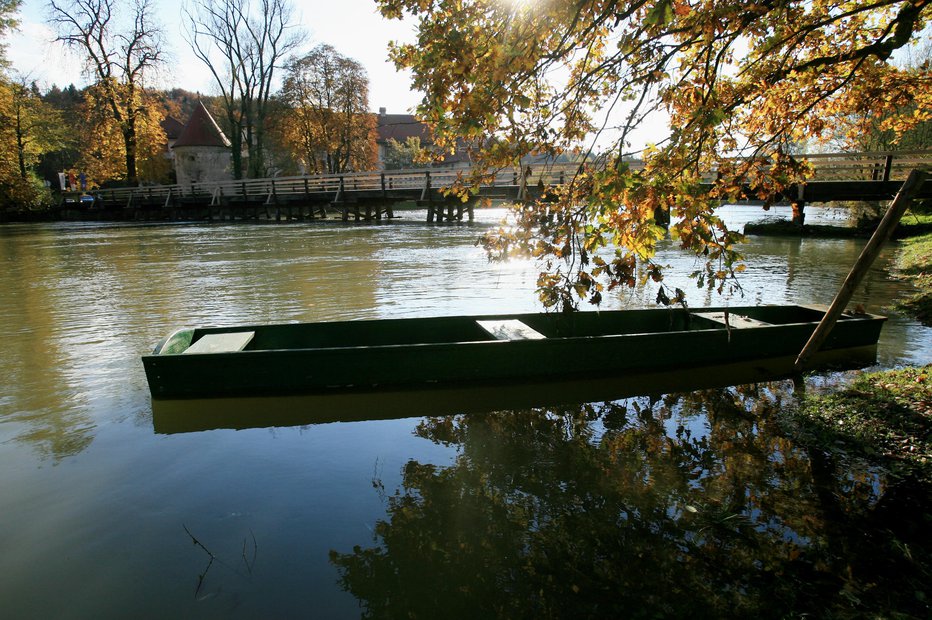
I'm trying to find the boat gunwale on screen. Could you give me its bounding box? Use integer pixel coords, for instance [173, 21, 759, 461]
[143, 306, 886, 358]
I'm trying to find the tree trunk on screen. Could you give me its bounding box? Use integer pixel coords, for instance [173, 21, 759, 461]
[791, 200, 805, 227]
[15, 117, 27, 180]
[231, 129, 243, 180]
[250, 126, 265, 178]
[124, 115, 138, 185]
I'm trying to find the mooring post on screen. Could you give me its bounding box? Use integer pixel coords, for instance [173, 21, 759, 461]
[423, 171, 434, 222]
[790, 200, 805, 226]
[795, 169, 927, 372]
[790, 183, 806, 226]
[421, 171, 431, 201]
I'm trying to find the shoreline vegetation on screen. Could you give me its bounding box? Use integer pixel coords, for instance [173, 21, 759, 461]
[781, 365, 932, 618]
[787, 366, 932, 485]
[778, 210, 931, 482]
[743, 210, 932, 239]
[893, 231, 932, 326]
[773, 217, 932, 616]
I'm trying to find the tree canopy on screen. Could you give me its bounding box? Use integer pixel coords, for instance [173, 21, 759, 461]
[331, 385, 932, 618]
[382, 136, 424, 170]
[49, 0, 165, 185]
[378, 0, 932, 309]
[0, 0, 20, 67]
[281, 44, 377, 174]
[184, 0, 301, 179]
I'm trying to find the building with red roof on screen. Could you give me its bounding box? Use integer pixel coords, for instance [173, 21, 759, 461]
[375, 108, 472, 169]
[171, 101, 232, 186]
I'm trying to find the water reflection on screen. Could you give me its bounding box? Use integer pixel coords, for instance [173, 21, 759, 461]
[2, 214, 928, 464]
[151, 347, 878, 434]
[331, 384, 930, 618]
[0, 214, 929, 617]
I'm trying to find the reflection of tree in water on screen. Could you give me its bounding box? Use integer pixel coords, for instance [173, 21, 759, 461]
[331, 383, 931, 618]
[7, 404, 96, 462]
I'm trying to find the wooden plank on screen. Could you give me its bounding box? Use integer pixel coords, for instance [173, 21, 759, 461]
[692, 312, 770, 329]
[477, 319, 546, 340]
[184, 331, 255, 354]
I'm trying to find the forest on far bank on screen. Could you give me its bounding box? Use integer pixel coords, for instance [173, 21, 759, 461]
[0, 80, 395, 208]
[0, 0, 418, 212]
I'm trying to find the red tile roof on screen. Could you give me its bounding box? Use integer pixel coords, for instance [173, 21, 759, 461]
[173, 101, 231, 148]
[375, 112, 473, 165]
[376, 113, 430, 144]
[160, 116, 185, 141]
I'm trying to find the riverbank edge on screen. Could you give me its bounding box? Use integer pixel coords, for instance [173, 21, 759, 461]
[782, 229, 932, 484]
[782, 365, 932, 485]
[743, 219, 932, 239]
[892, 232, 932, 325]
[777, 365, 932, 617]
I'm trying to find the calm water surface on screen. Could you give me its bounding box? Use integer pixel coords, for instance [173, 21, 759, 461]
[1, 207, 929, 618]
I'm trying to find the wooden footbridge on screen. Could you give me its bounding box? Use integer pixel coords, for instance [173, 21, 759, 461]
[61, 150, 931, 223]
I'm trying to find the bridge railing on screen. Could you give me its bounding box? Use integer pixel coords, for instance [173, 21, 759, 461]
[91, 151, 929, 206]
[803, 150, 930, 181]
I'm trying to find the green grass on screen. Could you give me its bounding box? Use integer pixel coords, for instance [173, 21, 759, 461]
[786, 366, 932, 483]
[894, 232, 932, 325]
[900, 211, 932, 228]
[897, 231, 932, 274]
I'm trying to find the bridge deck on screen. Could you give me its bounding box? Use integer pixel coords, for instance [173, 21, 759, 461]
[63, 150, 930, 222]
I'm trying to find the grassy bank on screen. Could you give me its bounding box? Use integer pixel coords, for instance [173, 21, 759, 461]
[894, 231, 932, 325]
[780, 366, 932, 618]
[743, 210, 932, 239]
[786, 366, 932, 484]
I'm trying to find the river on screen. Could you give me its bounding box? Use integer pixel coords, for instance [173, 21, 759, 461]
[1, 206, 929, 618]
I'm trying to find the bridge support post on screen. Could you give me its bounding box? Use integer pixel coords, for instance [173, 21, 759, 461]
[302, 178, 312, 220]
[423, 172, 435, 222]
[791, 200, 805, 227]
[517, 166, 530, 202]
[791, 184, 806, 227]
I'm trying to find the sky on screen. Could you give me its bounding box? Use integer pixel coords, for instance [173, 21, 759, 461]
[3, 0, 676, 153]
[5, 0, 423, 114]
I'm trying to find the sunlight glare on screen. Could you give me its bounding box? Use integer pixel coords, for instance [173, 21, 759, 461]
[498, 0, 538, 15]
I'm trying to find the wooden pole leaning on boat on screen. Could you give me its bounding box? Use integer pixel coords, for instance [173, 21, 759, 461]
[795, 168, 928, 372]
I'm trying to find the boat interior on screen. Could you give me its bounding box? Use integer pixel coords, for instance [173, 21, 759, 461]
[172, 305, 853, 353]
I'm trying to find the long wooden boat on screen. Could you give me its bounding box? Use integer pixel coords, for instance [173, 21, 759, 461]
[142, 305, 885, 399]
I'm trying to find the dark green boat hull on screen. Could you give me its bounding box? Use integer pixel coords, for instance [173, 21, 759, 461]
[142, 305, 885, 399]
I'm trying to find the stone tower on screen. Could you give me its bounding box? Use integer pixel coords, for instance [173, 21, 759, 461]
[172, 101, 232, 186]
